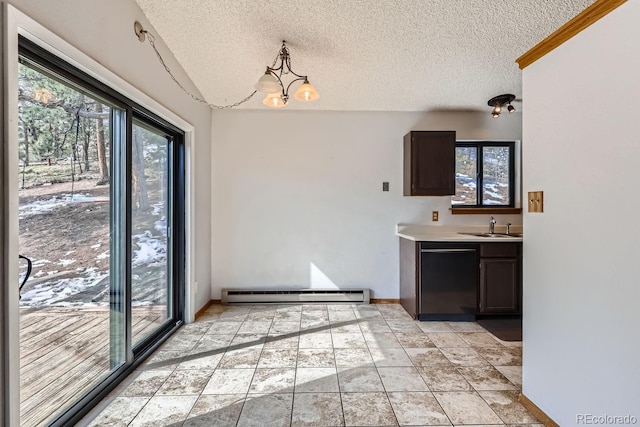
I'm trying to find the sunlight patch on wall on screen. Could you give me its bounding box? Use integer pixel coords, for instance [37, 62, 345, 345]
[310, 262, 338, 289]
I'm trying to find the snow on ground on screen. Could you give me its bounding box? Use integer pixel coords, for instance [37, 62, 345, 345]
[19, 196, 67, 218]
[20, 196, 168, 308]
[483, 182, 508, 203]
[132, 230, 166, 267]
[484, 191, 505, 200]
[66, 194, 109, 203]
[32, 259, 51, 267]
[18, 193, 108, 219]
[20, 258, 167, 308]
[20, 269, 109, 307]
[20, 230, 167, 308]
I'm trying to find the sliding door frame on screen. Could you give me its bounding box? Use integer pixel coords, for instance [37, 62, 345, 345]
[17, 37, 187, 426]
[2, 4, 22, 425]
[2, 4, 195, 425]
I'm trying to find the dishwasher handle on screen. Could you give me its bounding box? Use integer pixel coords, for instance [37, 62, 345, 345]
[420, 248, 477, 253]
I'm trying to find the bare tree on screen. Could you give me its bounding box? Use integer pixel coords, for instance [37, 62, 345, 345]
[95, 104, 109, 185]
[83, 130, 90, 172]
[19, 117, 30, 166]
[132, 126, 149, 211]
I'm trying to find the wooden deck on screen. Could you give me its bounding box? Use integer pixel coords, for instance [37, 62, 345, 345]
[20, 305, 166, 427]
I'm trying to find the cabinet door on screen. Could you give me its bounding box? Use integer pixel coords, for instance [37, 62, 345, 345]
[403, 131, 456, 196]
[479, 258, 519, 314]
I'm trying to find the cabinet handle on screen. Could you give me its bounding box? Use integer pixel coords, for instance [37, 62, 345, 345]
[421, 249, 476, 253]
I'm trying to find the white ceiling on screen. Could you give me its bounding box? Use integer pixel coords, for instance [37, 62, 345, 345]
[134, 0, 595, 112]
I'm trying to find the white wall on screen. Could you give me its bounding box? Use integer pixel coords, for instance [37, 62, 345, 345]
[2, 0, 213, 313]
[522, 1, 640, 424]
[211, 110, 522, 299]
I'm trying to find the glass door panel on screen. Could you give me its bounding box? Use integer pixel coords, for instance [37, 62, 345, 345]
[131, 120, 171, 346]
[17, 36, 184, 425]
[17, 60, 125, 426]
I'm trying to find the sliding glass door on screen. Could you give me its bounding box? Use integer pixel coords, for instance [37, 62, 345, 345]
[131, 120, 173, 346]
[17, 37, 184, 426]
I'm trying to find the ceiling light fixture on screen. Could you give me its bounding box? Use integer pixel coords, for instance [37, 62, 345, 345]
[255, 41, 319, 108]
[134, 23, 318, 109]
[488, 94, 516, 118]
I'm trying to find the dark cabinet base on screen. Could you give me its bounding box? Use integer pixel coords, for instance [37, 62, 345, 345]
[400, 238, 479, 321]
[418, 313, 476, 321]
[399, 238, 523, 321]
[399, 237, 418, 319]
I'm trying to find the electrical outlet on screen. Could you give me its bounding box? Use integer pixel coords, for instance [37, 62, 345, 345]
[382, 182, 389, 192]
[432, 211, 439, 222]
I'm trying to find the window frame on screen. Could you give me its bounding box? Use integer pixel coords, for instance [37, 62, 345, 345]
[452, 140, 517, 210]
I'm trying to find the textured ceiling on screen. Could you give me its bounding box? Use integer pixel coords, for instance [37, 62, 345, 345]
[134, 0, 595, 112]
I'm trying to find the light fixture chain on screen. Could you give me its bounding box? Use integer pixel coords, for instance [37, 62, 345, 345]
[143, 30, 256, 109]
[271, 48, 280, 68]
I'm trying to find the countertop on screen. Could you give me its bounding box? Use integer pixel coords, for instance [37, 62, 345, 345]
[396, 224, 523, 242]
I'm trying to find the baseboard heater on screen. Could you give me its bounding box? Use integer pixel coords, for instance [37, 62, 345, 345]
[221, 288, 370, 305]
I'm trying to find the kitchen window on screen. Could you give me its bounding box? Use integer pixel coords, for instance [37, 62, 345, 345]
[452, 141, 516, 209]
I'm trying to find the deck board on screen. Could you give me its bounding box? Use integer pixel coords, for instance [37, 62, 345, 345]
[20, 316, 107, 367]
[20, 315, 90, 351]
[20, 305, 167, 427]
[20, 314, 104, 362]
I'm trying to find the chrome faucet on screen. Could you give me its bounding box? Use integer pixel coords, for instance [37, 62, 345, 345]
[489, 216, 496, 234]
[506, 223, 512, 235]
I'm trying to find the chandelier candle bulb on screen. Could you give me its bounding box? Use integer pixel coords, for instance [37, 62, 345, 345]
[263, 92, 287, 108]
[293, 80, 320, 102]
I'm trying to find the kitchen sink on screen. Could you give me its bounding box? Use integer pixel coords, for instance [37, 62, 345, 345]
[458, 232, 522, 238]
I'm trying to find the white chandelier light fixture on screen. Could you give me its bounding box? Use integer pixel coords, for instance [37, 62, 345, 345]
[134, 22, 318, 109]
[255, 41, 319, 108]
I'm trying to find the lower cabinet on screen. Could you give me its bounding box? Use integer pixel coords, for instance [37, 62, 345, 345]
[478, 243, 522, 315]
[399, 238, 522, 320]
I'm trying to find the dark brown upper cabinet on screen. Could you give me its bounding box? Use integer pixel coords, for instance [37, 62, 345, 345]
[403, 131, 456, 196]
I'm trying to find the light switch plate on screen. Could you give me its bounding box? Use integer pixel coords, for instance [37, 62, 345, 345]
[528, 191, 544, 213]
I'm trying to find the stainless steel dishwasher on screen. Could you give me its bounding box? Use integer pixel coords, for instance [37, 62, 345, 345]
[418, 242, 478, 321]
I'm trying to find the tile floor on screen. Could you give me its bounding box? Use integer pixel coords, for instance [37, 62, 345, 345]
[81, 304, 541, 427]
